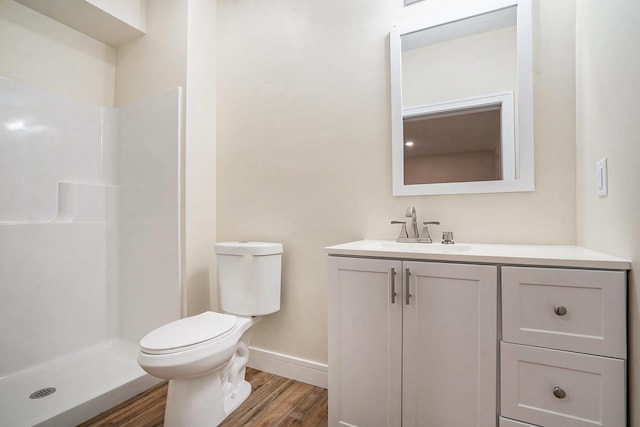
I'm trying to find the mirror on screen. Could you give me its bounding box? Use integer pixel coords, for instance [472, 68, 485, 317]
[391, 0, 534, 196]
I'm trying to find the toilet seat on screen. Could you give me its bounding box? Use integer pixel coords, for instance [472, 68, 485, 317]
[140, 312, 237, 355]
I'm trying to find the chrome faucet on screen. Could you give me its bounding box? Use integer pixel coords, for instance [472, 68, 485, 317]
[391, 206, 440, 243]
[406, 206, 419, 239]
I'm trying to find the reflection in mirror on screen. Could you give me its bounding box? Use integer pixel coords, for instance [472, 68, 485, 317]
[405, 107, 501, 184]
[403, 92, 514, 184]
[391, 0, 534, 196]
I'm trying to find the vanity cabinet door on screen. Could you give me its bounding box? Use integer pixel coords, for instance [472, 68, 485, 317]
[402, 261, 498, 427]
[328, 256, 403, 427]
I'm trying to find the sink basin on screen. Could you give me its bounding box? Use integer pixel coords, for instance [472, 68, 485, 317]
[352, 240, 472, 254]
[325, 240, 475, 261]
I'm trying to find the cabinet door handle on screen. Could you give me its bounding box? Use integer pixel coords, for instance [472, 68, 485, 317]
[390, 267, 397, 304]
[405, 268, 411, 305]
[553, 386, 566, 399]
[554, 305, 568, 316]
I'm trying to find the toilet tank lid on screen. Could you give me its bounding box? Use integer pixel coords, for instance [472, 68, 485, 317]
[139, 312, 237, 353]
[215, 241, 283, 256]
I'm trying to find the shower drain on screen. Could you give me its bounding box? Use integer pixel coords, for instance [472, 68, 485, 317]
[29, 387, 56, 399]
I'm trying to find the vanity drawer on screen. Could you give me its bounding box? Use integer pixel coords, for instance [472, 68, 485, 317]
[501, 343, 625, 427]
[502, 267, 626, 358]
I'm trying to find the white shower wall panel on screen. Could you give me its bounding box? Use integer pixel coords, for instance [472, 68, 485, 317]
[117, 88, 182, 344]
[0, 223, 109, 377]
[0, 78, 180, 425]
[0, 77, 180, 381]
[0, 78, 117, 222]
[101, 107, 119, 185]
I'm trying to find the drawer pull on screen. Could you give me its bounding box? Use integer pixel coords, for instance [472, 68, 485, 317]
[405, 268, 411, 305]
[390, 267, 397, 304]
[554, 305, 568, 316]
[553, 386, 566, 399]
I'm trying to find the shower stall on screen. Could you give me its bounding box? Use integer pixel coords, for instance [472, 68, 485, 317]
[0, 78, 181, 426]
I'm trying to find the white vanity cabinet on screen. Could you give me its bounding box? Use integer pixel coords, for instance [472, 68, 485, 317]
[328, 256, 498, 427]
[327, 240, 630, 427]
[500, 267, 627, 427]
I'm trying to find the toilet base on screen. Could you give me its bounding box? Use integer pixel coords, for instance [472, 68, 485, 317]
[223, 379, 251, 415]
[162, 340, 252, 427]
[164, 369, 252, 427]
[164, 370, 224, 427]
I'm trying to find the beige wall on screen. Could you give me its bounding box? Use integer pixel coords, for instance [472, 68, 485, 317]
[0, 0, 115, 106]
[184, 0, 217, 315]
[575, 0, 640, 424]
[114, 0, 187, 108]
[217, 0, 577, 364]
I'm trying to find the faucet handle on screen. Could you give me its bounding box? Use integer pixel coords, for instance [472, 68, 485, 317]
[391, 221, 409, 240]
[442, 231, 455, 244]
[419, 221, 440, 243]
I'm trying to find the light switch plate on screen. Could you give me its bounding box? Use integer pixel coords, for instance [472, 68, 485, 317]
[596, 157, 608, 197]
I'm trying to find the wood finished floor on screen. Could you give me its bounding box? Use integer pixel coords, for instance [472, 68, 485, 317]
[78, 368, 328, 427]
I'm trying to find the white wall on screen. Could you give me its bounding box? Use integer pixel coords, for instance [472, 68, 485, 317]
[0, 0, 115, 106]
[575, 0, 640, 423]
[216, 0, 576, 364]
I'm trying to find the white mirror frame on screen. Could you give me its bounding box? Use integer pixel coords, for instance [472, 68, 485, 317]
[391, 0, 534, 196]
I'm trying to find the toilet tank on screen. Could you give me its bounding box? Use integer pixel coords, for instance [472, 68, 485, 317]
[215, 241, 283, 316]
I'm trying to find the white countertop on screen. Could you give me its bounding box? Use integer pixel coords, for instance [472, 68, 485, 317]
[325, 240, 631, 270]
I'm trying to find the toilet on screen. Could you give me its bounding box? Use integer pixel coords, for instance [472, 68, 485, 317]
[137, 241, 283, 427]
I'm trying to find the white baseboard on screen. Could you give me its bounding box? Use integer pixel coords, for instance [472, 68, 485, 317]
[247, 346, 328, 389]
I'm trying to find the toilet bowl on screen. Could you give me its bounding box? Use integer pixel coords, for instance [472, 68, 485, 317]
[137, 241, 283, 427]
[138, 312, 258, 426]
[138, 312, 255, 380]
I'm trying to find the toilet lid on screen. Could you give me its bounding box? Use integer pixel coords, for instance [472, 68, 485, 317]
[140, 311, 237, 353]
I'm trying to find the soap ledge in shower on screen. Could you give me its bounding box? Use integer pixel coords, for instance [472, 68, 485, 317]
[52, 181, 118, 224]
